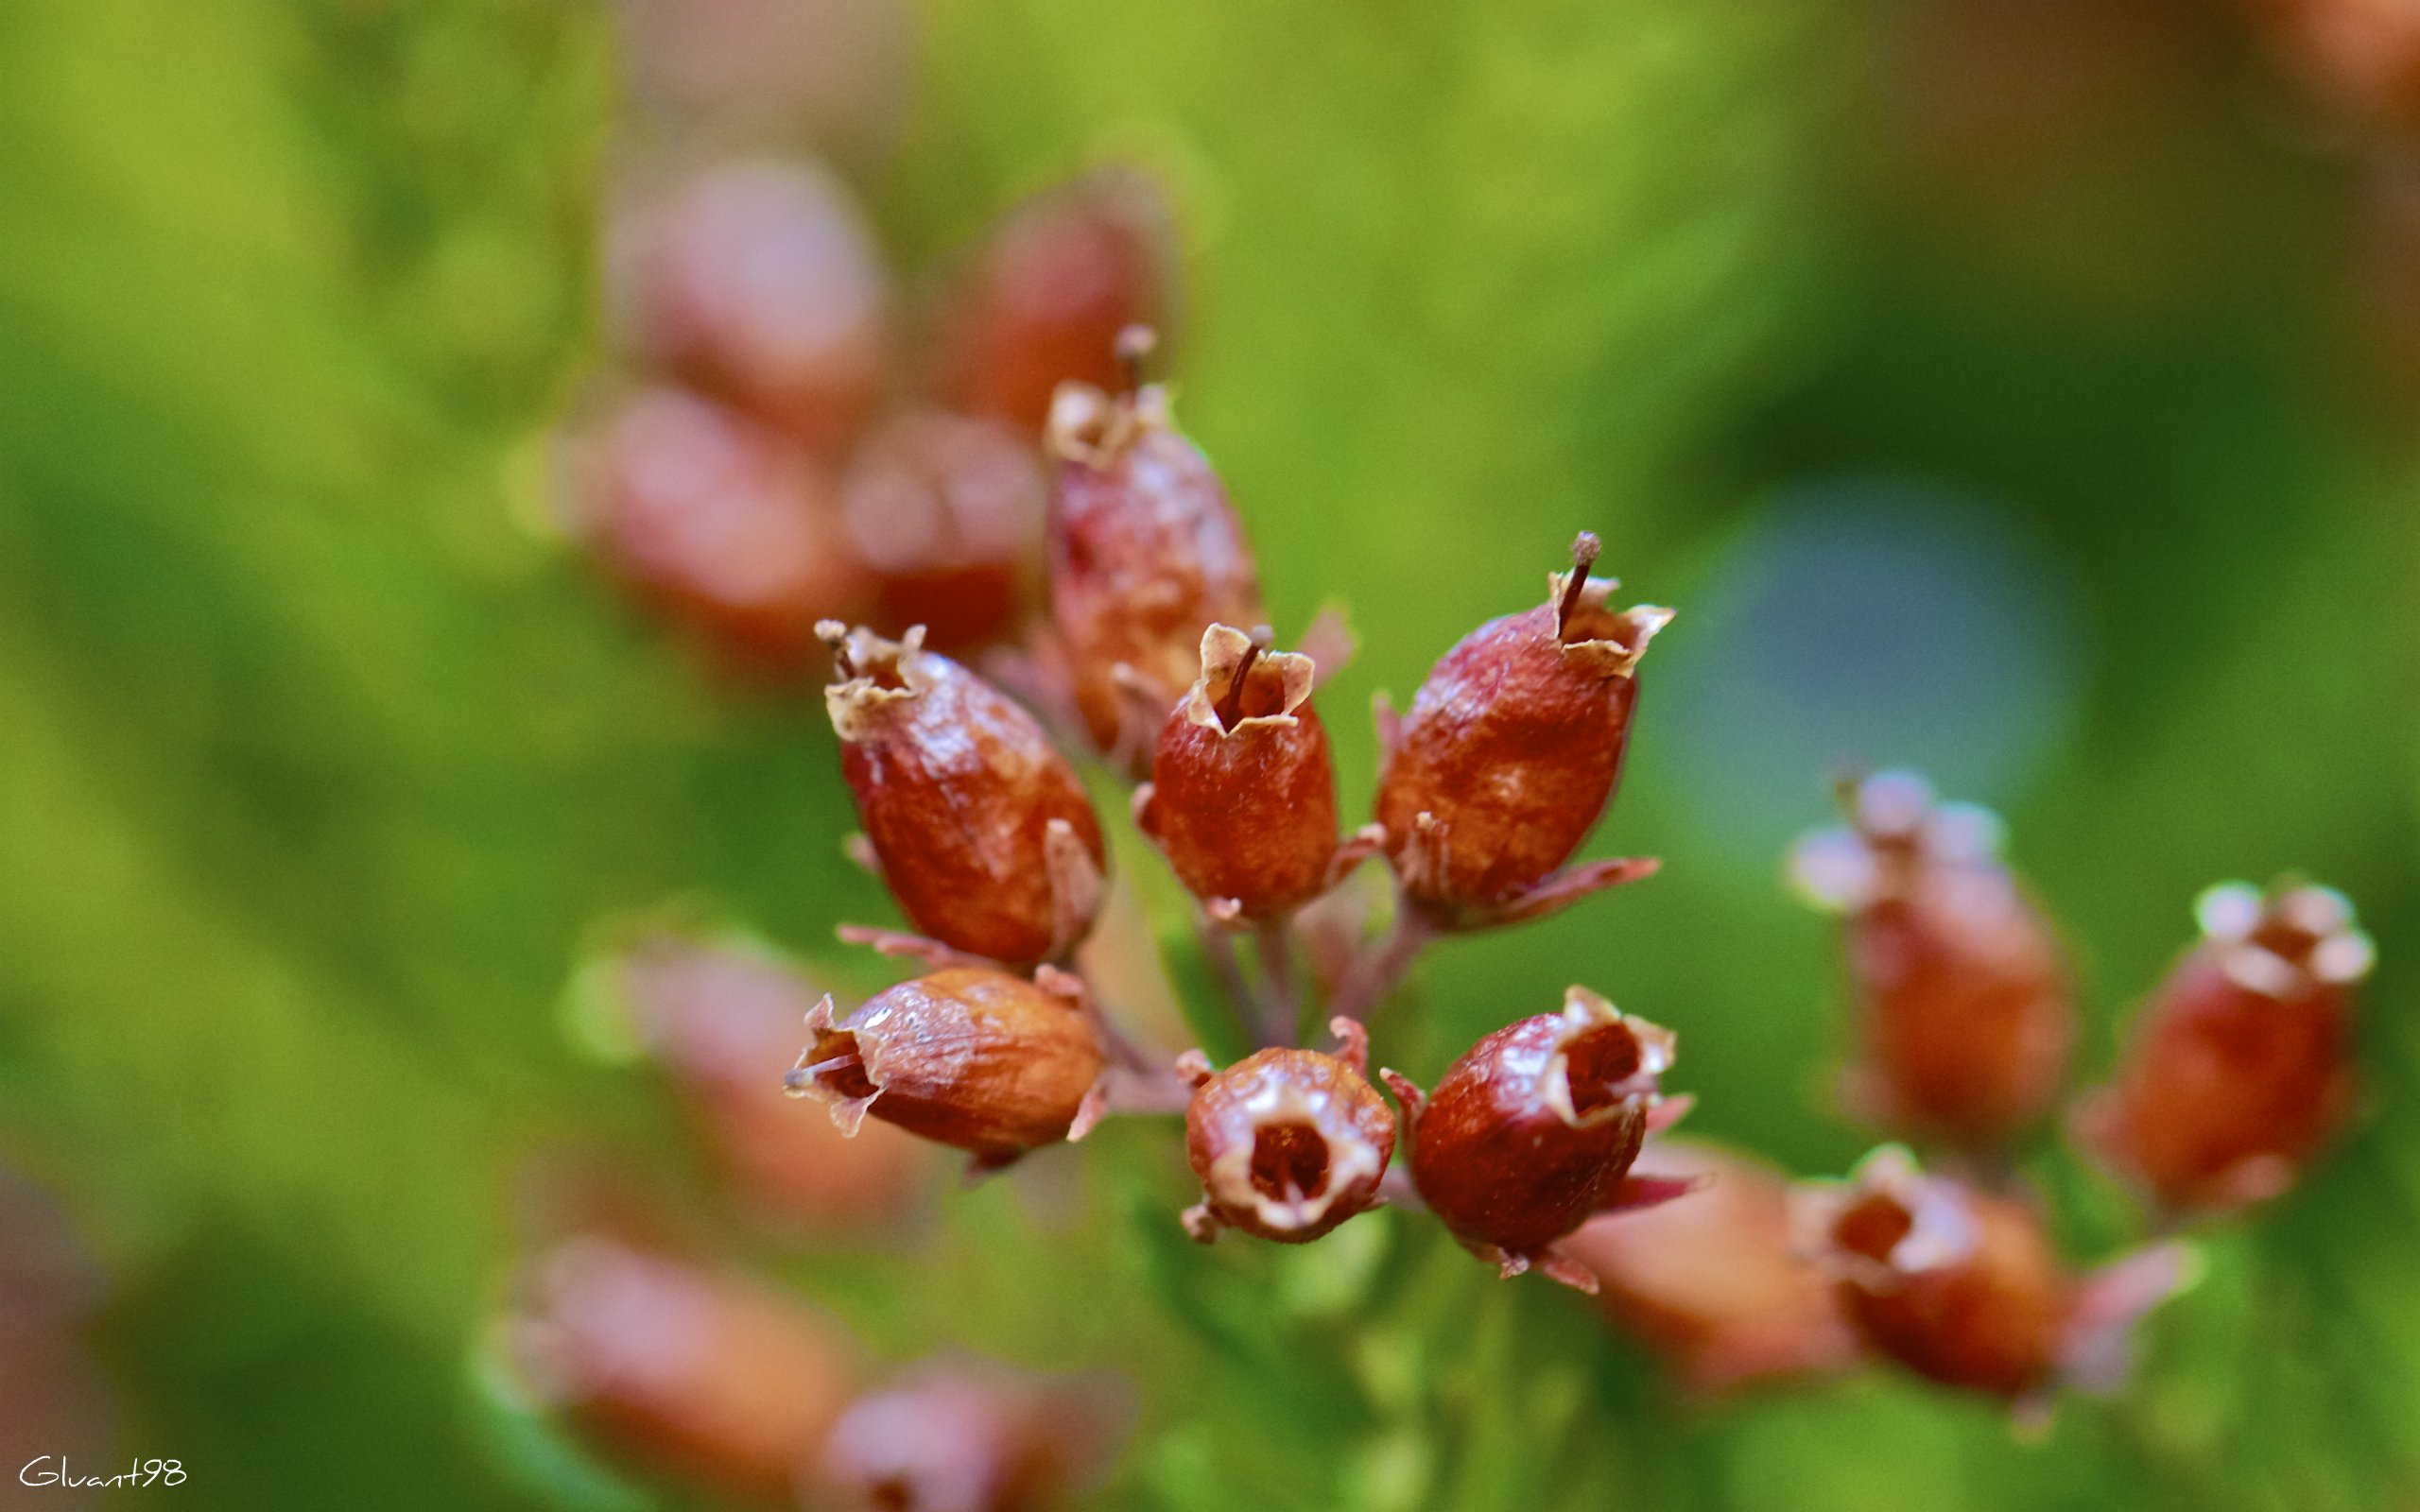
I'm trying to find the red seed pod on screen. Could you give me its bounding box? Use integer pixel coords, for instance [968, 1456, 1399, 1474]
[1558, 1140, 1861, 1395]
[785, 969, 1107, 1167]
[1374, 534, 1671, 930]
[606, 159, 891, 455]
[2074, 880, 2373, 1220]
[1788, 770, 2074, 1152]
[1792, 1147, 2188, 1412]
[930, 173, 1175, 435]
[1043, 373, 1267, 766]
[1179, 1019, 1394, 1244]
[810, 1359, 1132, 1512]
[506, 1236, 857, 1503]
[1137, 626, 1340, 920]
[565, 387, 874, 672]
[617, 933, 930, 1228]
[824, 625, 1106, 967]
[838, 408, 1044, 655]
[1385, 988, 1679, 1286]
[2253, 0, 2420, 133]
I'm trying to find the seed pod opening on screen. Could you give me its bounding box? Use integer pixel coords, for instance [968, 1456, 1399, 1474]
[1182, 1026, 1393, 1244]
[2075, 879, 2372, 1220]
[825, 626, 1106, 967]
[786, 971, 1106, 1161]
[1376, 534, 1670, 928]
[1140, 625, 1340, 919]
[1044, 372, 1266, 765]
[1788, 770, 2074, 1152]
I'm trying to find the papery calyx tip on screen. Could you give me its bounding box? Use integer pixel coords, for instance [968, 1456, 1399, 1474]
[1184, 623, 1314, 732]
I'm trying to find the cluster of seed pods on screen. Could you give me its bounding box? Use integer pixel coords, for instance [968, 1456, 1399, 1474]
[1783, 770, 2375, 1420]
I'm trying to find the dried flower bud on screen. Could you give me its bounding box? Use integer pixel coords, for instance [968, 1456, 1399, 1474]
[618, 933, 930, 1228]
[564, 387, 873, 671]
[840, 409, 1044, 654]
[824, 626, 1106, 967]
[1375, 534, 1671, 929]
[1789, 770, 2074, 1151]
[931, 173, 1174, 434]
[1179, 1019, 1394, 1244]
[606, 160, 891, 454]
[1044, 375, 1266, 765]
[1386, 988, 1681, 1286]
[507, 1237, 856, 1503]
[1794, 1147, 2189, 1413]
[2075, 880, 2373, 1220]
[1136, 626, 1340, 919]
[786, 969, 1107, 1167]
[811, 1358, 1132, 1512]
[1558, 1140, 1860, 1395]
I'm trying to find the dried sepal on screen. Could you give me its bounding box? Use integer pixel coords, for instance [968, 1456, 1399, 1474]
[824, 624, 1107, 967]
[786, 970, 1107, 1165]
[1375, 534, 1670, 930]
[2074, 878, 2373, 1222]
[1390, 987, 1680, 1284]
[1182, 1018, 1394, 1244]
[1787, 770, 2074, 1152]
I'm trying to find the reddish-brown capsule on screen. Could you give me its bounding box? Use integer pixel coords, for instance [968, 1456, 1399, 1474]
[1137, 626, 1341, 920]
[618, 933, 930, 1228]
[839, 408, 1044, 655]
[606, 159, 892, 455]
[506, 1237, 857, 1503]
[1558, 1140, 1860, 1395]
[1793, 1147, 2188, 1413]
[1789, 770, 2074, 1152]
[930, 174, 1174, 434]
[1044, 375, 1267, 765]
[1374, 534, 1671, 930]
[1179, 1019, 1394, 1245]
[786, 969, 1107, 1168]
[1386, 988, 1682, 1287]
[2074, 880, 2373, 1221]
[810, 1359, 1132, 1512]
[566, 387, 873, 671]
[2253, 0, 2420, 133]
[825, 626, 1105, 967]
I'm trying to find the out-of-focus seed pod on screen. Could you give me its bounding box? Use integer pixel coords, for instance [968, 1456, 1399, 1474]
[1136, 626, 1341, 920]
[618, 933, 930, 1228]
[1789, 770, 2074, 1152]
[930, 174, 1174, 435]
[1044, 371, 1266, 766]
[507, 1236, 857, 1503]
[1384, 988, 1684, 1288]
[2252, 0, 2420, 133]
[839, 408, 1044, 654]
[1559, 1140, 1860, 1395]
[824, 625, 1105, 967]
[1374, 534, 1670, 930]
[1793, 1147, 2190, 1415]
[810, 1359, 1133, 1512]
[786, 969, 1107, 1169]
[609, 0, 912, 153]
[564, 386, 873, 672]
[0, 1163, 115, 1482]
[1179, 1018, 1393, 1244]
[2074, 880, 2373, 1221]
[606, 160, 891, 455]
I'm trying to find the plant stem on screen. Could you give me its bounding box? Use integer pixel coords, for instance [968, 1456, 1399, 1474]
[1251, 919, 1299, 1046]
[1330, 901, 1433, 1023]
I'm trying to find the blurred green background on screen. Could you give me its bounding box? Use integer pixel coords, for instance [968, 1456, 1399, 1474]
[3, 0, 2417, 1506]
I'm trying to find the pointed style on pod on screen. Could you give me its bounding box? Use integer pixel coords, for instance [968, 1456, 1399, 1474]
[1793, 1147, 2192, 1418]
[786, 969, 1108, 1173]
[823, 624, 1106, 968]
[1374, 534, 1670, 931]
[1178, 1018, 1395, 1245]
[1788, 770, 2075, 1152]
[1043, 354, 1268, 767]
[2074, 879, 2373, 1222]
[810, 1358, 1134, 1512]
[1136, 625, 1363, 920]
[1384, 988, 1692, 1290]
[1558, 1140, 1862, 1395]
